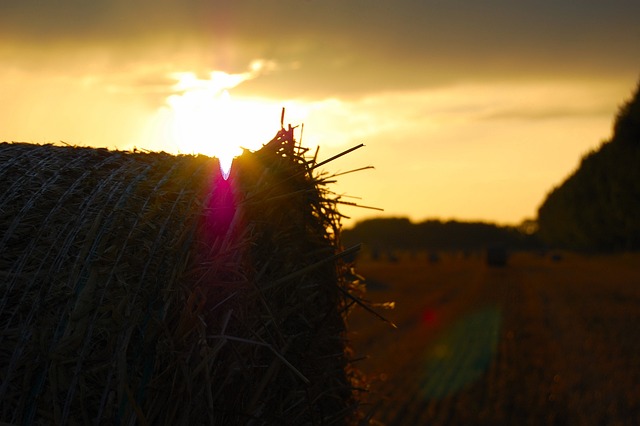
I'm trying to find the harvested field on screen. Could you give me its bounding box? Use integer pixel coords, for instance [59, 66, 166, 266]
[350, 251, 640, 425]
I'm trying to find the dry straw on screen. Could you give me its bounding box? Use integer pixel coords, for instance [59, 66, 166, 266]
[0, 122, 376, 425]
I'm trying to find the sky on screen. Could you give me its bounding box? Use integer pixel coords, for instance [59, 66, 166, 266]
[1, 0, 639, 227]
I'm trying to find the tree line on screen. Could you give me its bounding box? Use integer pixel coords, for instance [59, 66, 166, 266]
[537, 78, 640, 251]
[341, 217, 539, 252]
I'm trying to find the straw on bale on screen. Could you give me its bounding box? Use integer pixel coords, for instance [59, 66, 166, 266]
[0, 125, 370, 425]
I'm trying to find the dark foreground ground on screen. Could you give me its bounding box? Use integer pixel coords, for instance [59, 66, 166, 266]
[349, 251, 640, 425]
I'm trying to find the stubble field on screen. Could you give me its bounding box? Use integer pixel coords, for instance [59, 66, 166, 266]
[348, 251, 640, 425]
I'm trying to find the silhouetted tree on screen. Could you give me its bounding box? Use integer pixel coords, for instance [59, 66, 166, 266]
[342, 217, 538, 253]
[537, 78, 640, 251]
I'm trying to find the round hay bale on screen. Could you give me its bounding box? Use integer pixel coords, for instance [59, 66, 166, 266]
[0, 135, 363, 424]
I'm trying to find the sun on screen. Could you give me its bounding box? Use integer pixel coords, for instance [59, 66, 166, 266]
[159, 69, 305, 178]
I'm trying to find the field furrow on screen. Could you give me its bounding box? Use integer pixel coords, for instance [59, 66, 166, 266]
[350, 252, 640, 425]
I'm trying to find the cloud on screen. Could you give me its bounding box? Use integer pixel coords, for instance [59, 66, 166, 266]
[1, 0, 639, 99]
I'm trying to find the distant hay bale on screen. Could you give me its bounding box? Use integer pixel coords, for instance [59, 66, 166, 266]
[0, 128, 366, 424]
[485, 243, 508, 267]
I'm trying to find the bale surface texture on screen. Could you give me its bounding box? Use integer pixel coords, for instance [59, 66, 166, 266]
[0, 136, 361, 425]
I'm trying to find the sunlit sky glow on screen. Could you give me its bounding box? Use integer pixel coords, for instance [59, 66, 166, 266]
[1, 0, 639, 226]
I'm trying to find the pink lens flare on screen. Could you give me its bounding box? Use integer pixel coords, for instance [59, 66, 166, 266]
[202, 160, 238, 242]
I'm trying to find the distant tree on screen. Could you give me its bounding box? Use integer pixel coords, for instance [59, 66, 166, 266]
[341, 217, 414, 252]
[342, 217, 538, 253]
[613, 79, 640, 147]
[537, 77, 640, 251]
[517, 218, 539, 236]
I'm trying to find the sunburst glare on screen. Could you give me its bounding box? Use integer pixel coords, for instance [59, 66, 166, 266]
[154, 65, 306, 179]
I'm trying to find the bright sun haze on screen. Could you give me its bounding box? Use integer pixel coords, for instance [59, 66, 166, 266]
[158, 69, 288, 177]
[149, 60, 310, 178]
